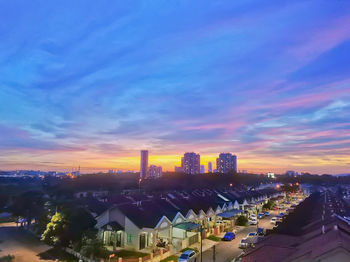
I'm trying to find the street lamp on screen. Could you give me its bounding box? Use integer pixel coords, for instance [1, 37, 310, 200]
[255, 204, 259, 230]
[138, 178, 142, 193]
[198, 224, 203, 262]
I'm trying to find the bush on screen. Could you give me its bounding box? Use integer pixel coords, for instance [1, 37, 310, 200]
[0, 255, 15, 262]
[160, 255, 179, 262]
[80, 231, 109, 259]
[207, 235, 221, 241]
[263, 200, 275, 210]
[235, 215, 248, 226]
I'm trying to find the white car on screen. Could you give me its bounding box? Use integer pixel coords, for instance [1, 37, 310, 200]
[239, 238, 249, 249]
[270, 217, 277, 224]
[178, 250, 197, 262]
[248, 218, 257, 225]
[250, 214, 257, 219]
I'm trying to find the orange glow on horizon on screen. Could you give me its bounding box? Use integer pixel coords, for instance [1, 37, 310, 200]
[3, 151, 350, 175]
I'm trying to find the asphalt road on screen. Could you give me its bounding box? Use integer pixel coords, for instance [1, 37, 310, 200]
[0, 224, 53, 262]
[201, 210, 281, 262]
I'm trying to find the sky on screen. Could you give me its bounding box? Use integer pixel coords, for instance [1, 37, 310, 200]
[1, 0, 350, 174]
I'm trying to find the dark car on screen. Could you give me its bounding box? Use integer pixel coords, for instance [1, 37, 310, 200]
[257, 227, 264, 236]
[222, 232, 236, 241]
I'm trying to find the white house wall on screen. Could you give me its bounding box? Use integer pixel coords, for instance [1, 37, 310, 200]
[173, 227, 186, 239]
[125, 216, 141, 250]
[96, 209, 110, 229]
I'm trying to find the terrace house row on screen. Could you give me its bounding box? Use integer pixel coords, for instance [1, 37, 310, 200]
[94, 188, 281, 252]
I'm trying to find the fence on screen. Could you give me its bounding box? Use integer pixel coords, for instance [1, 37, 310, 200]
[107, 248, 171, 262]
[64, 247, 98, 262]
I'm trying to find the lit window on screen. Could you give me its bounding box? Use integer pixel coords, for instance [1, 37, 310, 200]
[127, 234, 133, 244]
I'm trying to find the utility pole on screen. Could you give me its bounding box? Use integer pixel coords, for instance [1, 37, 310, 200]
[256, 204, 259, 230]
[200, 225, 203, 262]
[212, 245, 216, 262]
[138, 178, 142, 194]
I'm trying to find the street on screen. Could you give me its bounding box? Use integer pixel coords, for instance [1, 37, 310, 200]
[0, 224, 54, 262]
[201, 210, 280, 262]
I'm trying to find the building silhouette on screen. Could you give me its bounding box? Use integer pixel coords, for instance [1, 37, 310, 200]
[140, 150, 148, 178]
[182, 152, 200, 175]
[216, 153, 237, 174]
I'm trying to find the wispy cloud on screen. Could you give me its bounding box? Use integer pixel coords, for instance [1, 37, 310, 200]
[0, 0, 350, 173]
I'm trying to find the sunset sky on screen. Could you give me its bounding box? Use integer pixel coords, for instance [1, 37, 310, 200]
[1, 1, 350, 174]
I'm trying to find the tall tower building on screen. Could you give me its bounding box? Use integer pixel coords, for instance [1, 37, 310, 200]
[208, 162, 213, 173]
[147, 165, 162, 179]
[182, 152, 200, 175]
[140, 150, 148, 178]
[232, 154, 237, 173]
[216, 153, 237, 174]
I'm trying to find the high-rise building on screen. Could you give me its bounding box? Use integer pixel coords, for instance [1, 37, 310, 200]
[233, 154, 237, 173]
[216, 153, 237, 174]
[182, 152, 200, 175]
[208, 162, 213, 173]
[140, 150, 148, 178]
[200, 165, 205, 174]
[174, 166, 183, 172]
[147, 165, 162, 179]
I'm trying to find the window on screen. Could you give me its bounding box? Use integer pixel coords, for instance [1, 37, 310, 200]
[127, 234, 133, 244]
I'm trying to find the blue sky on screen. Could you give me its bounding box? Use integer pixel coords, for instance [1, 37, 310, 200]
[1, 0, 350, 173]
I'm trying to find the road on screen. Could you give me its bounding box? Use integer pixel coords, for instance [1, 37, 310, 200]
[201, 210, 280, 262]
[0, 224, 54, 262]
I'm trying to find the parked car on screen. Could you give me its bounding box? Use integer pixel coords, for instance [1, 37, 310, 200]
[239, 238, 250, 249]
[248, 218, 257, 225]
[222, 232, 236, 241]
[264, 211, 270, 216]
[178, 250, 197, 262]
[270, 217, 277, 224]
[280, 212, 285, 217]
[250, 214, 257, 219]
[246, 232, 257, 238]
[258, 213, 264, 219]
[257, 227, 264, 236]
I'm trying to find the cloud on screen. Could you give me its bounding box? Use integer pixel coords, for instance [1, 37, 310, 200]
[0, 0, 350, 173]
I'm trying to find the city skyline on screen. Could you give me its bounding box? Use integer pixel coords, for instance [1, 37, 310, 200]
[1, 1, 350, 174]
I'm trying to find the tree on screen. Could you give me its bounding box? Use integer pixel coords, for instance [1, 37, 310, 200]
[10, 191, 44, 227]
[235, 215, 248, 226]
[263, 200, 275, 210]
[41, 212, 67, 245]
[80, 231, 108, 259]
[37, 211, 51, 235]
[0, 255, 15, 262]
[61, 207, 96, 246]
[41, 207, 96, 247]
